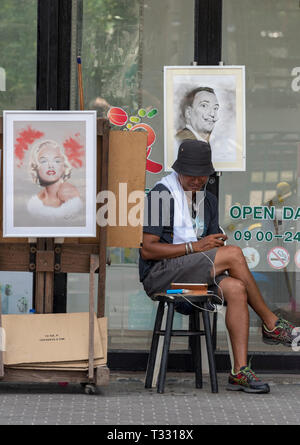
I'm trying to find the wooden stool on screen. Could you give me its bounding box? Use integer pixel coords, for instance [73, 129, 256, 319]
[145, 293, 218, 394]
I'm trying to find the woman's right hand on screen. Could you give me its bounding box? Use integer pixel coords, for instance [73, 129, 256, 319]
[193, 233, 228, 252]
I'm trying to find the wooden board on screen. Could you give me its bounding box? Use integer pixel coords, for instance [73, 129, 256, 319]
[75, 130, 147, 248]
[0, 365, 109, 385]
[107, 130, 147, 248]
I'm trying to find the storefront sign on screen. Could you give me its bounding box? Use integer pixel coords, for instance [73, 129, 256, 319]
[230, 205, 300, 246]
[234, 230, 300, 243]
[230, 205, 300, 220]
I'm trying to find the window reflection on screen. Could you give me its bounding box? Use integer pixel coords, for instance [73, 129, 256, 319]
[0, 0, 37, 112]
[221, 0, 300, 347]
[69, 0, 194, 348]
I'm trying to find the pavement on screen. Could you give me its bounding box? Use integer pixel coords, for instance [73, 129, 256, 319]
[0, 372, 299, 426]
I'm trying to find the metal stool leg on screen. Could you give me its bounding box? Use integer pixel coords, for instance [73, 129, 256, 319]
[188, 316, 192, 351]
[202, 304, 218, 393]
[145, 301, 165, 388]
[212, 311, 218, 352]
[191, 310, 202, 388]
[157, 302, 175, 394]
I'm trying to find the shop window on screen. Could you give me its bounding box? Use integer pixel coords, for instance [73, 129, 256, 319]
[221, 0, 300, 352]
[0, 1, 37, 313]
[280, 170, 293, 182]
[251, 172, 264, 183]
[249, 190, 263, 207]
[265, 171, 279, 183]
[68, 0, 194, 349]
[0, 0, 37, 112]
[0, 272, 33, 315]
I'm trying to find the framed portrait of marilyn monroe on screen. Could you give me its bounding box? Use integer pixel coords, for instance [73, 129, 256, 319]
[3, 110, 97, 237]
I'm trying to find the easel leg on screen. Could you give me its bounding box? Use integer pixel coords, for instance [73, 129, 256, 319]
[45, 239, 54, 313]
[97, 126, 109, 319]
[34, 238, 55, 314]
[35, 239, 45, 313]
[89, 254, 99, 382]
[0, 286, 4, 378]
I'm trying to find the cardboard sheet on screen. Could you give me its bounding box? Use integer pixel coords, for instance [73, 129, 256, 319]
[106, 131, 147, 248]
[2, 312, 104, 365]
[5, 317, 108, 371]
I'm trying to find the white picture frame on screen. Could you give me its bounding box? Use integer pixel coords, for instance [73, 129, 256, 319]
[3, 110, 97, 237]
[164, 65, 246, 172]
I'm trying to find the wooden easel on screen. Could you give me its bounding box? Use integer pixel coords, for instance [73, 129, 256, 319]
[29, 118, 110, 318]
[0, 117, 110, 391]
[0, 116, 147, 391]
[0, 286, 3, 378]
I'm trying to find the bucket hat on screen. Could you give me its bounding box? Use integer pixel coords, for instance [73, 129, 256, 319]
[172, 139, 215, 176]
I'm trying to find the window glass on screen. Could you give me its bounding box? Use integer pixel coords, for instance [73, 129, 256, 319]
[69, 0, 194, 349]
[0, 272, 33, 315]
[0, 1, 37, 311]
[0, 0, 37, 112]
[221, 0, 300, 352]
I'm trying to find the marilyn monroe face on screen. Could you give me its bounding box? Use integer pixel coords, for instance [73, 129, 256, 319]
[37, 144, 66, 185]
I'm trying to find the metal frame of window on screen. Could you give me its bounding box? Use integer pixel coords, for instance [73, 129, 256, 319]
[194, 0, 222, 65]
[36, 0, 72, 110]
[107, 350, 300, 374]
[35, 0, 73, 312]
[194, 0, 222, 200]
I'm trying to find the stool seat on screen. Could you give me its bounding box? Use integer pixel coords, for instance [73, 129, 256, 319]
[152, 292, 226, 306]
[145, 292, 218, 394]
[152, 292, 210, 304]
